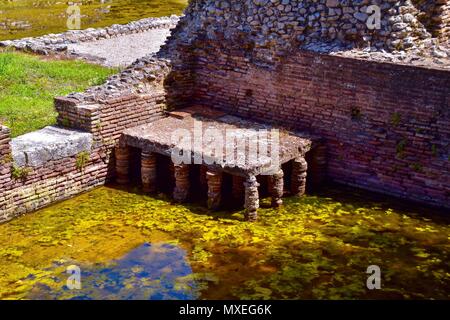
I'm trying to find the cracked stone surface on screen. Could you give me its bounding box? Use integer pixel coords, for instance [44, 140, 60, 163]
[11, 126, 92, 167]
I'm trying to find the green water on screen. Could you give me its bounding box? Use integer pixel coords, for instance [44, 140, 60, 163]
[0, 184, 449, 300]
[0, 0, 188, 41]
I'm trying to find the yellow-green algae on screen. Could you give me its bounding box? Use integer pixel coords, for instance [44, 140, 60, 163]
[0, 184, 449, 300]
[0, 0, 188, 41]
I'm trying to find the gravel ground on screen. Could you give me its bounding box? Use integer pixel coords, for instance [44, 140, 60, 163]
[67, 28, 172, 67]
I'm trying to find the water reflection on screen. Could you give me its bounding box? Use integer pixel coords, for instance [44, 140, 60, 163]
[29, 242, 202, 300]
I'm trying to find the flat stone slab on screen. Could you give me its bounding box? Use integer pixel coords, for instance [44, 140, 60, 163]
[122, 107, 314, 176]
[11, 126, 92, 167]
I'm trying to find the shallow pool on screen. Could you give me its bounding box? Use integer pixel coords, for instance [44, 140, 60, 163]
[0, 0, 187, 40]
[0, 184, 449, 300]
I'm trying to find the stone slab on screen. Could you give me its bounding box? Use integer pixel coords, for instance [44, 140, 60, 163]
[11, 126, 92, 167]
[122, 107, 315, 176]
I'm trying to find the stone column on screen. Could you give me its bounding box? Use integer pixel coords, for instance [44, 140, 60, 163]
[141, 151, 157, 193]
[115, 146, 130, 185]
[291, 157, 308, 197]
[173, 164, 190, 203]
[244, 175, 260, 222]
[232, 175, 245, 204]
[269, 168, 284, 207]
[206, 169, 222, 210]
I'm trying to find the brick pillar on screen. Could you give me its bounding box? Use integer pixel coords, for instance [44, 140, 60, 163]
[244, 175, 260, 222]
[115, 146, 130, 185]
[269, 168, 284, 207]
[292, 157, 307, 197]
[173, 163, 190, 203]
[232, 175, 245, 204]
[206, 169, 222, 210]
[141, 151, 157, 193]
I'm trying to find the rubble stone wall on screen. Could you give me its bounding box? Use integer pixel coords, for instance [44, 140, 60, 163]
[0, 16, 179, 56]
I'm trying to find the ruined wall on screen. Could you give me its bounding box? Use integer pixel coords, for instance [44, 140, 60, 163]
[164, 0, 444, 62]
[0, 133, 108, 222]
[411, 0, 450, 40]
[0, 127, 12, 191]
[159, 0, 450, 208]
[435, 0, 450, 40]
[0, 56, 172, 222]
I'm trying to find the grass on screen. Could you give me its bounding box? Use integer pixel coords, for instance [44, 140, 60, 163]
[0, 51, 117, 137]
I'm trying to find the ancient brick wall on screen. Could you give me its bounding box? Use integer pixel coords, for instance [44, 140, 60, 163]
[190, 45, 450, 208]
[55, 93, 166, 144]
[412, 0, 450, 40]
[436, 0, 450, 41]
[0, 126, 12, 190]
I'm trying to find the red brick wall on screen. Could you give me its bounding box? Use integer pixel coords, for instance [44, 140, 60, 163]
[191, 46, 450, 208]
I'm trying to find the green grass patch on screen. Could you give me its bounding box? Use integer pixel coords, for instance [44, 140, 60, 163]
[0, 52, 116, 137]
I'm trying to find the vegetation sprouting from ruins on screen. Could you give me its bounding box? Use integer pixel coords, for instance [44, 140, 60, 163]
[0, 51, 116, 137]
[0, 184, 448, 300]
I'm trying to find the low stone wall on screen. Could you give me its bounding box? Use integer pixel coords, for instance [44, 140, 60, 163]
[0, 15, 179, 55]
[0, 55, 172, 222]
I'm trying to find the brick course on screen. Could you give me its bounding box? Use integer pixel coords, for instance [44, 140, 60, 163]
[0, 65, 169, 222]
